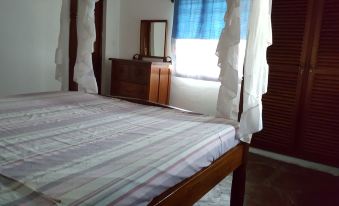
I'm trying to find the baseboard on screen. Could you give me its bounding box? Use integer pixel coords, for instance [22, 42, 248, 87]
[249, 147, 339, 176]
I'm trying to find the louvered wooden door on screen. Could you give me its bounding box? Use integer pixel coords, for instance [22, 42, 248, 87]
[299, 0, 339, 167]
[252, 0, 314, 154]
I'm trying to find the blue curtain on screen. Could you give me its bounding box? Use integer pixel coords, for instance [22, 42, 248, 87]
[172, 0, 251, 40]
[172, 0, 227, 39]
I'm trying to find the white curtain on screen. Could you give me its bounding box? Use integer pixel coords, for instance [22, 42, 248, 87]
[55, 0, 70, 91]
[216, 0, 245, 121]
[55, 0, 98, 93]
[216, 0, 272, 143]
[238, 0, 272, 142]
[74, 0, 99, 94]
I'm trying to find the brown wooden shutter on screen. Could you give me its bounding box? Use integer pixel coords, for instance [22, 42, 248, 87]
[252, 0, 312, 154]
[300, 0, 339, 167]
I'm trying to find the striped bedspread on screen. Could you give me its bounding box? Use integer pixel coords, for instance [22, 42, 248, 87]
[0, 92, 239, 206]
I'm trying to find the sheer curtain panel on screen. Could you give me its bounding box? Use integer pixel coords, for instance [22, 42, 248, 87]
[74, 0, 99, 94]
[216, 0, 250, 121]
[55, 0, 70, 91]
[55, 0, 99, 93]
[216, 0, 272, 143]
[238, 0, 272, 142]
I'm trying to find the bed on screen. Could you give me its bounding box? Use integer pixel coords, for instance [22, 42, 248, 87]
[0, 92, 248, 206]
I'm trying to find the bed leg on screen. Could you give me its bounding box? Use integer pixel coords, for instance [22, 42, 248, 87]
[230, 144, 249, 206]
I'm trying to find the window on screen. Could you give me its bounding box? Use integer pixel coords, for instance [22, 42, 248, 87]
[172, 0, 227, 81]
[172, 0, 251, 81]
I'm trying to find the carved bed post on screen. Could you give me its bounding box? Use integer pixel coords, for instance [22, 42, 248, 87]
[230, 143, 249, 206]
[69, 0, 78, 91]
[230, 71, 248, 206]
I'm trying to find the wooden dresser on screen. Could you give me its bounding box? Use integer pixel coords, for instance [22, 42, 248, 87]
[109, 58, 171, 104]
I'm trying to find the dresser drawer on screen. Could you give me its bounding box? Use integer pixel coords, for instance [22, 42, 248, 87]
[112, 61, 150, 85]
[110, 58, 171, 104]
[111, 81, 148, 99]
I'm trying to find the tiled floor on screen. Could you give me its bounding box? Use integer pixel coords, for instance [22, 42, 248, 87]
[196, 153, 339, 206]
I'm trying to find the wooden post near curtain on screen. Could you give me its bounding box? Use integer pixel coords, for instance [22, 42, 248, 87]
[230, 76, 248, 206]
[231, 144, 249, 206]
[69, 0, 78, 91]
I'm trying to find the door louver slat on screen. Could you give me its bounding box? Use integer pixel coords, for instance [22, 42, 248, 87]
[300, 0, 339, 166]
[252, 0, 308, 154]
[253, 69, 300, 152]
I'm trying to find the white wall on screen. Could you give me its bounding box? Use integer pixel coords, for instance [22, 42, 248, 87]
[171, 78, 220, 115]
[102, 0, 121, 95]
[0, 0, 61, 96]
[118, 0, 173, 59]
[106, 0, 220, 115]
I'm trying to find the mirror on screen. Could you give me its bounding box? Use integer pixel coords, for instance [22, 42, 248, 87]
[140, 20, 167, 58]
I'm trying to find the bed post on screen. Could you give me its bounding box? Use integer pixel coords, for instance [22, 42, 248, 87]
[230, 143, 249, 206]
[229, 66, 248, 206]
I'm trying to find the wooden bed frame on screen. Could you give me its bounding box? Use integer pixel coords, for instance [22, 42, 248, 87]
[112, 96, 249, 206]
[68, 0, 249, 202]
[150, 144, 249, 206]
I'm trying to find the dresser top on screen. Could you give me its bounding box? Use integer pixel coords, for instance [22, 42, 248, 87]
[109, 58, 171, 68]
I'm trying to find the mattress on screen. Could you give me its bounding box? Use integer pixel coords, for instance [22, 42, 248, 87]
[0, 92, 239, 206]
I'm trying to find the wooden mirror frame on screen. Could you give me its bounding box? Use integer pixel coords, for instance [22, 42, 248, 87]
[139, 20, 168, 59]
